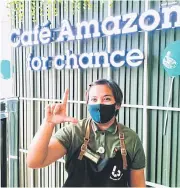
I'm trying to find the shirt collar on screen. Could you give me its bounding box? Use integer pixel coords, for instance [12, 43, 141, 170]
[91, 120, 117, 135]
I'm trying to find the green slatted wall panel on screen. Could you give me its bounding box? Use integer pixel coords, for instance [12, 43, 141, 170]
[147, 1, 180, 187]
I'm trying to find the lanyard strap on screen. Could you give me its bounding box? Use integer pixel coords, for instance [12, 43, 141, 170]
[78, 118, 91, 160]
[117, 124, 128, 170]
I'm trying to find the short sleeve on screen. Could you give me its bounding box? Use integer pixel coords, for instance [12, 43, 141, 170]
[131, 136, 146, 170]
[53, 124, 73, 151]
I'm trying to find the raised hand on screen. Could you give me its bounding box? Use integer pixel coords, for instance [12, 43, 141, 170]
[45, 89, 78, 125]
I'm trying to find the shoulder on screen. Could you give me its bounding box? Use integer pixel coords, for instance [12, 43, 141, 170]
[119, 124, 145, 163]
[66, 118, 88, 139]
[53, 118, 88, 153]
[74, 118, 87, 131]
[70, 118, 87, 137]
[53, 118, 87, 140]
[56, 118, 87, 132]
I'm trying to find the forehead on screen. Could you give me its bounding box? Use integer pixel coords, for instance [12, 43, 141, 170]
[88, 84, 113, 97]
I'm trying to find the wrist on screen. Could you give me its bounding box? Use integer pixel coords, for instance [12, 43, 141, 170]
[43, 118, 56, 128]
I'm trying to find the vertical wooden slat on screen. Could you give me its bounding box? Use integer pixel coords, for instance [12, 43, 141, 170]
[148, 4, 160, 180]
[162, 28, 174, 186]
[112, 1, 125, 124]
[123, 1, 131, 129]
[92, 1, 99, 81]
[137, 1, 144, 139]
[177, 110, 180, 187]
[21, 1, 28, 186]
[157, 28, 166, 185]
[129, 1, 138, 132]
[69, 1, 75, 122]
[175, 29, 180, 187]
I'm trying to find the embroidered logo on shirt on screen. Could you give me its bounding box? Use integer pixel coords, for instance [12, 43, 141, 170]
[110, 165, 123, 181]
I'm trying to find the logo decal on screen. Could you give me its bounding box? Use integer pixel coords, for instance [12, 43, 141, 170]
[110, 165, 123, 181]
[163, 51, 177, 69]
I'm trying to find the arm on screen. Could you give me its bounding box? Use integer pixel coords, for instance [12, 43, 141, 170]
[27, 89, 78, 169]
[129, 133, 146, 187]
[130, 168, 146, 187]
[27, 120, 67, 168]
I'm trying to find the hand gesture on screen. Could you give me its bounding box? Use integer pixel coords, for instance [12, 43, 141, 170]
[44, 89, 78, 125]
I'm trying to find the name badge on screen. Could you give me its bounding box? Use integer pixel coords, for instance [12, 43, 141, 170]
[96, 146, 105, 154]
[84, 148, 100, 164]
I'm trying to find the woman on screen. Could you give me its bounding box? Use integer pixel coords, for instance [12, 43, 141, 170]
[27, 79, 145, 187]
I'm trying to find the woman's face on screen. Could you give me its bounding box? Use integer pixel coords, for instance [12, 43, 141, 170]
[88, 84, 116, 105]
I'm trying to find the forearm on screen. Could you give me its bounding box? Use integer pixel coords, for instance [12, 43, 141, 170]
[130, 169, 146, 187]
[27, 119, 55, 168]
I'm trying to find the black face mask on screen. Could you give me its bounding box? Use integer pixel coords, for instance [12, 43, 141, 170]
[88, 103, 116, 124]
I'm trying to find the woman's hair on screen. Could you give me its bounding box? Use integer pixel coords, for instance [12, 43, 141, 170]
[87, 79, 123, 106]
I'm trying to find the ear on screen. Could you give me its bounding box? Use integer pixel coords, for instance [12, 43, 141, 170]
[115, 104, 120, 110]
[85, 91, 88, 104]
[115, 105, 120, 116]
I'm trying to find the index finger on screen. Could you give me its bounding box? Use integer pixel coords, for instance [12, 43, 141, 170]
[62, 88, 69, 105]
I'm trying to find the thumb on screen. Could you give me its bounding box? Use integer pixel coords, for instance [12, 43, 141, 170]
[64, 116, 78, 124]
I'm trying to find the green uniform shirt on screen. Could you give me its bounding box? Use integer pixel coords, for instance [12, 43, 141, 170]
[53, 118, 145, 170]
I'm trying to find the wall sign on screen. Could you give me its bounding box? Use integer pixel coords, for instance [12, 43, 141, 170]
[10, 5, 180, 71]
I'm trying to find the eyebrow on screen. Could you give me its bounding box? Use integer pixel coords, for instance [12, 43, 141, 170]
[103, 95, 113, 97]
[90, 95, 113, 98]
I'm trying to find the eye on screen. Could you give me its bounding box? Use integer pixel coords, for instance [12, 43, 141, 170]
[104, 97, 111, 101]
[91, 98, 97, 102]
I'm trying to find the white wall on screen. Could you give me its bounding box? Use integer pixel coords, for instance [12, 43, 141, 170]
[0, 0, 13, 99]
